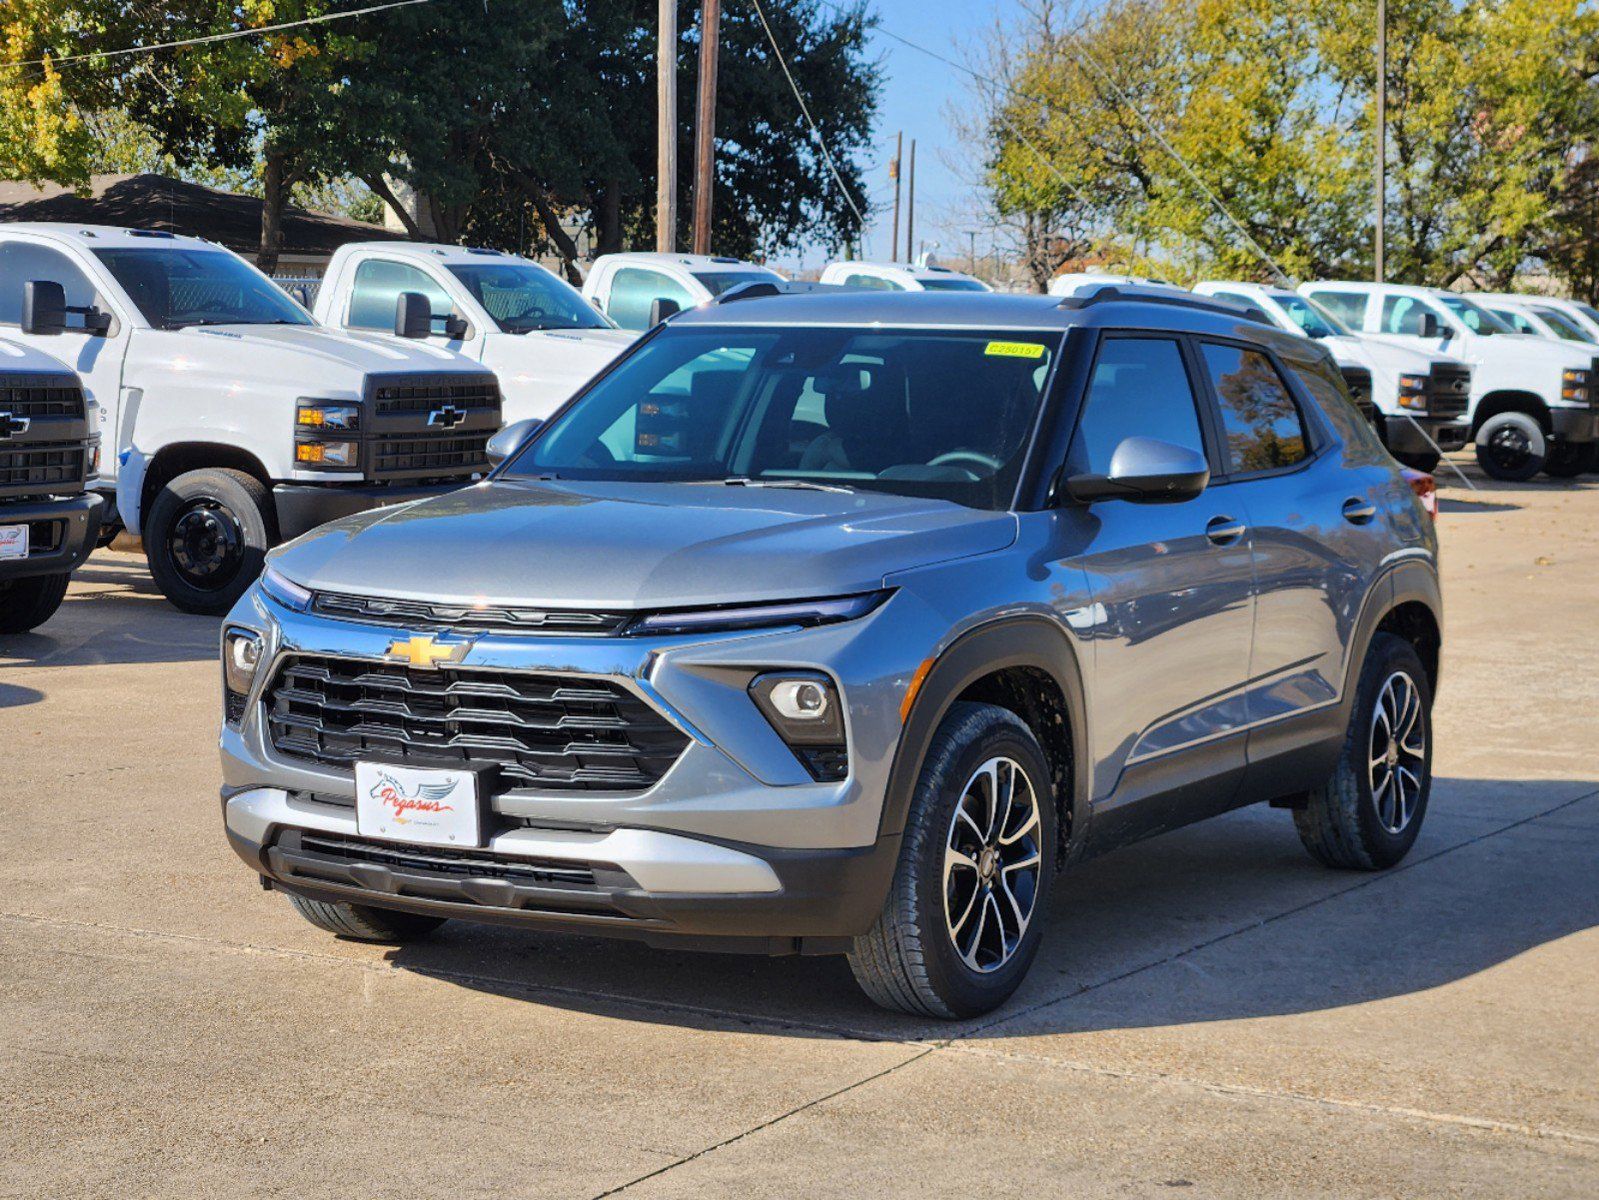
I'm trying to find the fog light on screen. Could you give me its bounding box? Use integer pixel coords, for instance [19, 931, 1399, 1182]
[750, 671, 847, 781]
[770, 678, 831, 722]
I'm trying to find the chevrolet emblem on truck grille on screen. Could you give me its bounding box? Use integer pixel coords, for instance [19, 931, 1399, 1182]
[0, 411, 30, 440]
[427, 404, 466, 429]
[384, 634, 474, 669]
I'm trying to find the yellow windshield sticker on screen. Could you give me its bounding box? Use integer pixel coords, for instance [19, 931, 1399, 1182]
[984, 340, 1045, 359]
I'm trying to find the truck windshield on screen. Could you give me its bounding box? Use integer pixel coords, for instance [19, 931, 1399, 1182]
[692, 270, 782, 297]
[1278, 294, 1348, 338]
[919, 277, 991, 292]
[1436, 294, 1510, 335]
[92, 248, 312, 329]
[1532, 307, 1595, 343]
[504, 325, 1059, 510]
[446, 262, 610, 332]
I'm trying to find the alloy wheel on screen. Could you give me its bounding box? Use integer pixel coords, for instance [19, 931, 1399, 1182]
[943, 756, 1043, 973]
[1368, 671, 1426, 834]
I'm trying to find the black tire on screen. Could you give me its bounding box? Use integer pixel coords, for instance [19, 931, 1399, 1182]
[1392, 450, 1440, 473]
[1542, 440, 1597, 479]
[1293, 633, 1432, 871]
[286, 893, 447, 942]
[849, 702, 1057, 1019]
[1473, 412, 1546, 482]
[0, 572, 70, 635]
[144, 467, 276, 615]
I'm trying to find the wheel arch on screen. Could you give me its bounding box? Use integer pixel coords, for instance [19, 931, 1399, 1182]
[879, 616, 1090, 866]
[138, 442, 274, 536]
[1470, 390, 1550, 437]
[1347, 561, 1443, 704]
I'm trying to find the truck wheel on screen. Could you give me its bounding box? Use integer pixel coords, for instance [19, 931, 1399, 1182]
[1542, 441, 1597, 479]
[848, 702, 1056, 1019]
[0, 573, 71, 635]
[286, 893, 446, 942]
[144, 468, 276, 615]
[1473, 412, 1545, 481]
[1293, 633, 1432, 871]
[1392, 450, 1440, 473]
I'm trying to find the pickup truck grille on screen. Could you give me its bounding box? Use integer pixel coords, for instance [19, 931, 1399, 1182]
[0, 372, 90, 500]
[311, 589, 632, 635]
[1427, 364, 1471, 421]
[1338, 366, 1375, 421]
[365, 373, 501, 482]
[265, 656, 689, 794]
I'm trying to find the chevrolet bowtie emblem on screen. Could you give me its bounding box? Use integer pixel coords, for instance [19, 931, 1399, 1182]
[385, 634, 472, 669]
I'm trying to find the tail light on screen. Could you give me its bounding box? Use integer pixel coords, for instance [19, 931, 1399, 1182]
[1401, 467, 1437, 519]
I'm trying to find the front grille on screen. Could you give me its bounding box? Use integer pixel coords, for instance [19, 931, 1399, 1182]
[266, 656, 690, 793]
[0, 373, 90, 499]
[372, 431, 492, 476]
[0, 381, 84, 418]
[312, 589, 632, 636]
[1427, 365, 1471, 421]
[295, 831, 598, 887]
[373, 379, 501, 415]
[0, 442, 85, 491]
[1339, 366, 1375, 420]
[363, 373, 501, 482]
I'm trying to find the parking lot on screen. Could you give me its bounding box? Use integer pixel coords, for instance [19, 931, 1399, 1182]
[2, 460, 1596, 1199]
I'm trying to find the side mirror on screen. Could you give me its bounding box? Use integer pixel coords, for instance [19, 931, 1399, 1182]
[1418, 312, 1441, 339]
[1066, 436, 1210, 505]
[649, 296, 681, 326]
[395, 291, 433, 339]
[485, 417, 542, 469]
[22, 280, 67, 336]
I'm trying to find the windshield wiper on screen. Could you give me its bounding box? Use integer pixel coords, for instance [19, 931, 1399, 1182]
[719, 477, 857, 494]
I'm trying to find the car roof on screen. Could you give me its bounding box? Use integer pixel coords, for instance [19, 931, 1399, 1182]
[0, 222, 217, 250]
[336, 241, 553, 269]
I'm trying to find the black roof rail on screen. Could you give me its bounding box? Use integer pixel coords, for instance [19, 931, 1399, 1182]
[1060, 284, 1273, 326]
[712, 280, 852, 305]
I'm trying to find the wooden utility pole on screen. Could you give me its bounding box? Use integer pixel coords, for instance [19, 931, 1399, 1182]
[1374, 0, 1386, 282]
[656, 0, 678, 253]
[890, 132, 902, 262]
[691, 0, 721, 255]
[906, 138, 917, 263]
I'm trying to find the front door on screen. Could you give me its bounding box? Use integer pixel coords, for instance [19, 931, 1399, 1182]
[1049, 334, 1257, 846]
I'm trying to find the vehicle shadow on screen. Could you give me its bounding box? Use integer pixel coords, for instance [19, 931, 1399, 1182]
[1438, 497, 1519, 514]
[382, 776, 1598, 1040]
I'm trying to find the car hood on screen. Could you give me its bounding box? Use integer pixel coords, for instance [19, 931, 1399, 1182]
[147, 324, 491, 391]
[269, 479, 1018, 610]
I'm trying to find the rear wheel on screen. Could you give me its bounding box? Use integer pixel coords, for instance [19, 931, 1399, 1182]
[144, 468, 276, 615]
[286, 893, 447, 942]
[1542, 440, 1597, 479]
[1473, 412, 1546, 481]
[0, 572, 70, 634]
[849, 702, 1056, 1019]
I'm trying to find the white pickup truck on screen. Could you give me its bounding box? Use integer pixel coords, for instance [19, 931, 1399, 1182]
[581, 253, 784, 330]
[0, 224, 502, 613]
[1193, 281, 1470, 472]
[1301, 281, 1599, 480]
[819, 260, 992, 292]
[313, 243, 635, 422]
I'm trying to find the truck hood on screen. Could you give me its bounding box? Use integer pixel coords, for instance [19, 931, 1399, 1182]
[1323, 334, 1453, 373]
[269, 478, 1017, 610]
[485, 328, 637, 418]
[0, 335, 75, 375]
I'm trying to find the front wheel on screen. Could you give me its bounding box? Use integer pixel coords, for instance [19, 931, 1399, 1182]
[0, 572, 71, 635]
[144, 468, 277, 615]
[1473, 412, 1546, 481]
[849, 702, 1056, 1019]
[286, 893, 447, 942]
[1293, 633, 1432, 870]
[1542, 440, 1597, 479]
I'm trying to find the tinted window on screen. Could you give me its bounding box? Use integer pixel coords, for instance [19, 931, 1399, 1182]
[1437, 294, 1509, 334]
[919, 277, 989, 292]
[346, 258, 454, 331]
[1491, 308, 1538, 335]
[693, 270, 780, 297]
[607, 267, 696, 330]
[509, 326, 1058, 510]
[447, 261, 607, 332]
[1575, 302, 1599, 325]
[0, 241, 102, 327]
[93, 248, 311, 329]
[1278, 294, 1346, 337]
[1381, 295, 1447, 336]
[1307, 290, 1368, 329]
[1531, 307, 1593, 343]
[843, 273, 902, 291]
[1068, 338, 1204, 476]
[1201, 343, 1310, 473]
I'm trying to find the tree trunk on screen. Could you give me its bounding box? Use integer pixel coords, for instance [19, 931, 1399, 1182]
[258, 154, 289, 276]
[361, 173, 426, 240]
[598, 180, 623, 255]
[504, 167, 585, 285]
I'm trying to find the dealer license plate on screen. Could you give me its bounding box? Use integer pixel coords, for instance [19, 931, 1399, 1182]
[0, 524, 28, 561]
[355, 762, 481, 848]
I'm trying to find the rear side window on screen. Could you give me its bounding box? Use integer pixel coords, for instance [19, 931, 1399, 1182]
[1200, 343, 1310, 474]
[1307, 290, 1367, 330]
[346, 259, 454, 331]
[1068, 338, 1205, 475]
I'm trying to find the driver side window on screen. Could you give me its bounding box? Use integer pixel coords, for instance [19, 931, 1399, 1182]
[0, 242, 103, 328]
[1068, 337, 1205, 476]
[346, 259, 454, 331]
[1382, 296, 1443, 336]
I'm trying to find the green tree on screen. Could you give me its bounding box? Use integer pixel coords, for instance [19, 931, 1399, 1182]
[0, 0, 93, 184]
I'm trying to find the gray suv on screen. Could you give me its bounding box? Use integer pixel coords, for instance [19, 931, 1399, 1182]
[218, 286, 1442, 1018]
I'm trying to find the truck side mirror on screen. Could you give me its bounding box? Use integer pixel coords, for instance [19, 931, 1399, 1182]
[649, 296, 681, 326]
[486, 418, 542, 469]
[442, 314, 469, 340]
[395, 291, 433, 339]
[22, 280, 67, 336]
[1418, 312, 1441, 339]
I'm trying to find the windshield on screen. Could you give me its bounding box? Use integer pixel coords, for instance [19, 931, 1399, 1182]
[505, 325, 1059, 510]
[919, 277, 991, 292]
[446, 261, 609, 332]
[92, 248, 312, 329]
[692, 270, 781, 297]
[1532, 307, 1595, 343]
[1278, 294, 1347, 337]
[1436, 294, 1510, 335]
[1574, 302, 1599, 325]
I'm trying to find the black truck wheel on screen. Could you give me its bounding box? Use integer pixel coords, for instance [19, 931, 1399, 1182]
[144, 468, 277, 615]
[1473, 412, 1546, 481]
[1542, 441, 1597, 479]
[0, 572, 71, 635]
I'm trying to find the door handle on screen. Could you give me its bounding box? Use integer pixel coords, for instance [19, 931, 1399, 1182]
[1205, 516, 1246, 545]
[1342, 497, 1377, 525]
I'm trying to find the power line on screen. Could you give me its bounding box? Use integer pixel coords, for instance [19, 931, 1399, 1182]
[2, 0, 440, 73]
[747, 0, 869, 232]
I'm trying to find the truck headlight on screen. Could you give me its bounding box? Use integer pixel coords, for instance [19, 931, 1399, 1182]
[222, 626, 264, 725]
[749, 671, 847, 782]
[296, 400, 361, 430]
[1562, 368, 1589, 402]
[295, 440, 359, 467]
[1397, 374, 1429, 411]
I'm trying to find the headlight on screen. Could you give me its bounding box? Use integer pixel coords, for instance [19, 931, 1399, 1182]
[295, 439, 359, 467]
[296, 400, 361, 430]
[1562, 368, 1589, 402]
[222, 626, 264, 726]
[260, 564, 312, 611]
[1397, 374, 1429, 411]
[749, 671, 847, 781]
[623, 590, 891, 637]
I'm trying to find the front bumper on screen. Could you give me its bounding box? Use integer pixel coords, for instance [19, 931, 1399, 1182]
[0, 493, 102, 581]
[1383, 414, 1468, 455]
[272, 481, 474, 541]
[1549, 407, 1599, 445]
